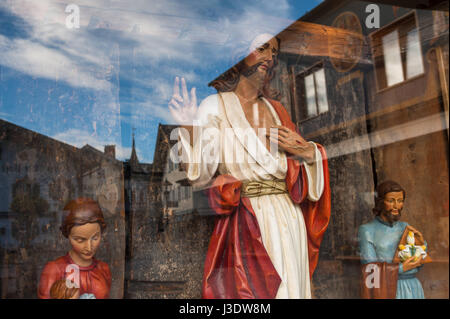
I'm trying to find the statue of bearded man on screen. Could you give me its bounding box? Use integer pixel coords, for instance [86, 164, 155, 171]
[169, 33, 331, 299]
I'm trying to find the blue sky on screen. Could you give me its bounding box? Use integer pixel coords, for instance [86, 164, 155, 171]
[0, 0, 323, 163]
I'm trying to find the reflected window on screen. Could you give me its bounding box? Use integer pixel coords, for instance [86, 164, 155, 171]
[372, 12, 424, 90]
[382, 29, 404, 86]
[405, 28, 424, 78]
[295, 63, 329, 121]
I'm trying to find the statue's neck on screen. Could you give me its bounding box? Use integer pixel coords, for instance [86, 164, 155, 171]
[234, 75, 264, 104]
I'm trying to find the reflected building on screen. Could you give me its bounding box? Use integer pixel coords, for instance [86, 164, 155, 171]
[271, 0, 448, 298]
[0, 118, 211, 299]
[0, 0, 448, 300]
[123, 124, 213, 299]
[0, 118, 125, 299]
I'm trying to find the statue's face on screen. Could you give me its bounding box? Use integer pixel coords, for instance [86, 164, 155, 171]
[243, 36, 279, 78]
[382, 191, 404, 222]
[69, 222, 101, 263]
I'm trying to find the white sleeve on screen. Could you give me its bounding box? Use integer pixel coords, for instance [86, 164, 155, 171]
[196, 94, 220, 126]
[177, 94, 221, 188]
[302, 142, 325, 202]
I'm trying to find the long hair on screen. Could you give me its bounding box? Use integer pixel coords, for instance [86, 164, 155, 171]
[50, 279, 80, 299]
[372, 181, 406, 216]
[208, 37, 281, 100]
[60, 198, 106, 238]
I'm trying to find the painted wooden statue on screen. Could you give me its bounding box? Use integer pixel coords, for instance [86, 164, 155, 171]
[38, 198, 111, 299]
[358, 180, 430, 299]
[169, 33, 331, 299]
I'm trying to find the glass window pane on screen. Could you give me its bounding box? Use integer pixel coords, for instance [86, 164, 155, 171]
[382, 29, 405, 86]
[304, 73, 317, 117]
[314, 68, 329, 114]
[406, 28, 425, 79]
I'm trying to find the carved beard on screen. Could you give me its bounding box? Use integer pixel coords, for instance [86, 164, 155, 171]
[241, 62, 264, 78]
[241, 62, 267, 95]
[381, 208, 402, 224]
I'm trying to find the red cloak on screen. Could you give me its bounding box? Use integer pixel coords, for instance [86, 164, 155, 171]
[202, 99, 331, 299]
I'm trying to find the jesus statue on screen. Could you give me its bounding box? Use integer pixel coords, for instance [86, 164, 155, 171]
[168, 33, 331, 299]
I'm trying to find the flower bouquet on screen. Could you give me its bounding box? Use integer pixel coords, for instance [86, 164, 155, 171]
[393, 226, 432, 264]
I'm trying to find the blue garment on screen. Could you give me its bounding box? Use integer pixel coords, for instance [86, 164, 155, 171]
[358, 217, 425, 299]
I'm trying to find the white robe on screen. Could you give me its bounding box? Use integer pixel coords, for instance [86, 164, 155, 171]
[178, 92, 325, 299]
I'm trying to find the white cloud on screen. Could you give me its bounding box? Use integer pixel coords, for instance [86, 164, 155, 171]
[0, 35, 110, 90]
[139, 102, 174, 124]
[1, 0, 296, 161]
[1, 0, 295, 84]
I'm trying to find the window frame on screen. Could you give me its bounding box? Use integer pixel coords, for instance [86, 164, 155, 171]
[369, 11, 426, 93]
[293, 60, 330, 124]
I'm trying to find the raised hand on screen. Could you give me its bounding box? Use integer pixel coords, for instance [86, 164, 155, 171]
[168, 77, 198, 125]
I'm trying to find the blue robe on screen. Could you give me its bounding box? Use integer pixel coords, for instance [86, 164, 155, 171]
[358, 217, 425, 299]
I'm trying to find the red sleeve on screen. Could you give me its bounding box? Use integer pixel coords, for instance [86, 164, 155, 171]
[37, 261, 64, 299]
[103, 263, 112, 294]
[95, 261, 112, 299]
[207, 174, 242, 216]
[299, 144, 331, 278]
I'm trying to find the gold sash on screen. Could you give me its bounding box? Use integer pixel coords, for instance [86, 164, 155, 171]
[241, 179, 288, 198]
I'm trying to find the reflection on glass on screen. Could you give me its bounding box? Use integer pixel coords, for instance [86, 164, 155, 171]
[0, 0, 447, 301]
[406, 28, 425, 79]
[382, 29, 404, 87]
[315, 68, 329, 114]
[305, 73, 317, 117]
[304, 69, 328, 118]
